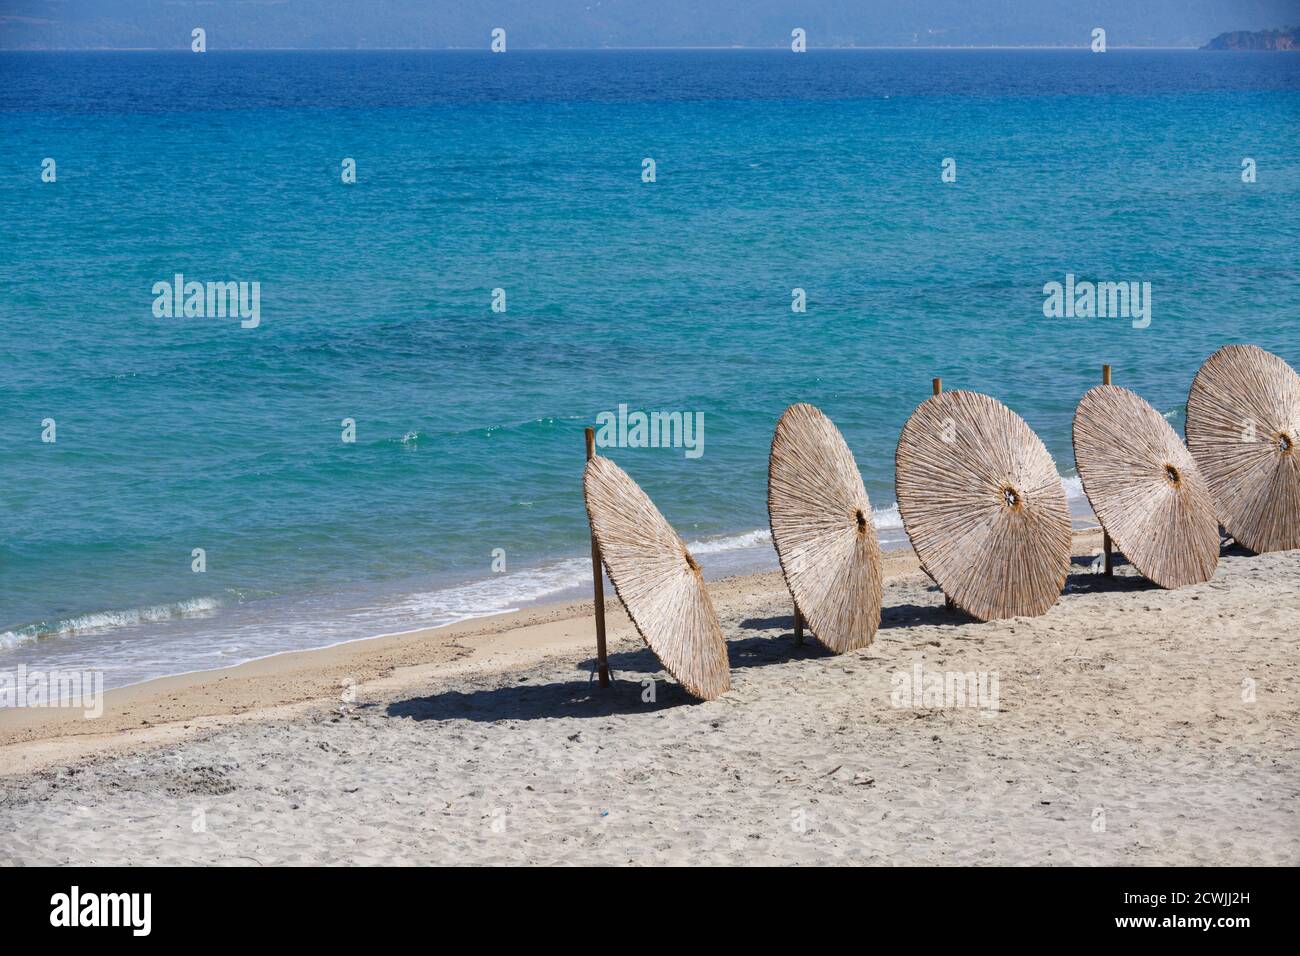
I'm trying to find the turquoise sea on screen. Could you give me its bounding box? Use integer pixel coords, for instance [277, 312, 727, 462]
[2, 50, 1298, 688]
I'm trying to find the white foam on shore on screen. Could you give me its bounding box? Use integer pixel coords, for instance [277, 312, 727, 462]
[687, 528, 772, 554]
[0, 474, 1097, 689]
[380, 557, 593, 623]
[0, 596, 222, 651]
[687, 500, 904, 557]
[0, 478, 1090, 653]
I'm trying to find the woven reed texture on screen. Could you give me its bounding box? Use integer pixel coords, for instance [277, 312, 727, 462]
[767, 404, 883, 653]
[895, 390, 1072, 621]
[582, 455, 730, 700]
[1073, 385, 1219, 588]
[1185, 345, 1300, 554]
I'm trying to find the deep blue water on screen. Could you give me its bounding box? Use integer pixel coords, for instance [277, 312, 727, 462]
[2, 50, 1298, 687]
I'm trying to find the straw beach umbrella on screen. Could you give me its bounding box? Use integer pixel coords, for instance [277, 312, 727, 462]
[1073, 385, 1219, 588]
[1185, 345, 1300, 554]
[767, 404, 883, 653]
[582, 455, 730, 701]
[895, 390, 1072, 621]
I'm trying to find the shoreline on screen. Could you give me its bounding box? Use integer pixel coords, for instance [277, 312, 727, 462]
[4, 527, 1296, 865]
[0, 521, 897, 694]
[0, 484, 1094, 696]
[0, 533, 1118, 774]
[0, 538, 951, 772]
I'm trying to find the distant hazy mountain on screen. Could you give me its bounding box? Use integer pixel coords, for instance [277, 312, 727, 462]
[4, 0, 1300, 51]
[1202, 26, 1300, 50]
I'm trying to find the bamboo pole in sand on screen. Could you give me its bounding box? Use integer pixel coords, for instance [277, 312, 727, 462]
[585, 427, 611, 687]
[1101, 365, 1114, 577]
[933, 378, 956, 610]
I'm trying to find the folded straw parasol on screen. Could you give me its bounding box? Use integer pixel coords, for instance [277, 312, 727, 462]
[582, 455, 730, 700]
[1185, 344, 1300, 554]
[895, 390, 1072, 621]
[767, 404, 883, 653]
[1073, 385, 1219, 588]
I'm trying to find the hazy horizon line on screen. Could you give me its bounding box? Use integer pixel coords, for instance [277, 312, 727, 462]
[1, 44, 1220, 53]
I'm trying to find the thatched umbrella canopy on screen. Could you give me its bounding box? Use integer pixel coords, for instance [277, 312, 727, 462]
[1185, 344, 1300, 554]
[895, 390, 1072, 621]
[582, 455, 730, 700]
[1073, 385, 1218, 588]
[767, 403, 883, 653]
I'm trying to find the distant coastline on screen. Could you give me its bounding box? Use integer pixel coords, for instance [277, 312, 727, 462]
[0, 45, 1213, 53]
[1202, 26, 1299, 50]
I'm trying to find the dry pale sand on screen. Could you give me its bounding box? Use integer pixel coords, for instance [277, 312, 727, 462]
[1, 533, 1297, 866]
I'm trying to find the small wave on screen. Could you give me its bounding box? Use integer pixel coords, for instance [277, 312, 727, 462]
[457, 476, 1086, 608]
[686, 478, 1087, 559]
[0, 597, 221, 650]
[871, 502, 904, 531]
[1059, 474, 1100, 526]
[1060, 474, 1085, 501]
[685, 502, 905, 557]
[687, 528, 773, 554]
[380, 558, 593, 624]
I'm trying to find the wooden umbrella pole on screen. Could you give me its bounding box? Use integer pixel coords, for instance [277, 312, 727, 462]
[933, 377, 955, 610]
[793, 608, 803, 646]
[1101, 365, 1114, 577]
[585, 427, 611, 687]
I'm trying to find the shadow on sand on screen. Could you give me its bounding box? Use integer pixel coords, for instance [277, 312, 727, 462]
[740, 593, 975, 634]
[390, 541, 1243, 724]
[1063, 551, 1162, 595]
[385, 630, 829, 724]
[385, 674, 689, 723]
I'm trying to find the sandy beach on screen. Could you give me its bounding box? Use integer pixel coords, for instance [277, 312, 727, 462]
[2, 530, 1297, 866]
